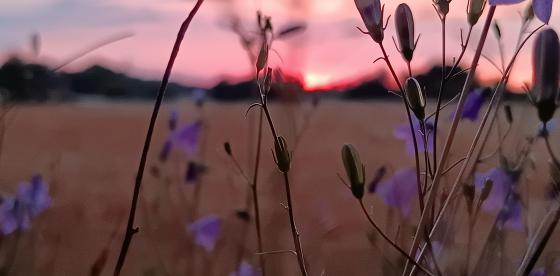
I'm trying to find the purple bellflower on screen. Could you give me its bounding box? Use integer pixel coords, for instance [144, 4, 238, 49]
[0, 175, 51, 235]
[376, 168, 418, 217]
[489, 0, 553, 24]
[229, 261, 260, 276]
[394, 118, 434, 156]
[461, 88, 487, 121]
[475, 167, 523, 230]
[159, 120, 202, 160]
[168, 110, 178, 131]
[187, 215, 221, 253]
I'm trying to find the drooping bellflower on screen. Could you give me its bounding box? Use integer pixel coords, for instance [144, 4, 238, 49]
[187, 215, 221, 253]
[376, 168, 418, 217]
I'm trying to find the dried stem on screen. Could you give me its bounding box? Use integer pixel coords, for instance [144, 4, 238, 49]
[112, 1, 205, 274]
[377, 42, 425, 212]
[403, 6, 496, 275]
[358, 201, 433, 276]
[251, 109, 267, 276]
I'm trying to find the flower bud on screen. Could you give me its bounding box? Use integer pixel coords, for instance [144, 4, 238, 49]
[395, 3, 416, 62]
[532, 29, 559, 123]
[479, 178, 493, 205]
[341, 144, 365, 199]
[274, 136, 291, 173]
[523, 3, 534, 22]
[434, 0, 449, 16]
[463, 183, 475, 213]
[256, 43, 268, 72]
[504, 105, 513, 124]
[224, 142, 232, 156]
[404, 77, 425, 120]
[468, 0, 485, 26]
[492, 21, 502, 40]
[354, 0, 385, 43]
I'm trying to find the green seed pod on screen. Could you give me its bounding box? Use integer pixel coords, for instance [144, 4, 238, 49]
[256, 43, 268, 72]
[341, 144, 365, 199]
[523, 3, 534, 22]
[504, 105, 513, 124]
[274, 136, 291, 173]
[224, 142, 232, 156]
[463, 183, 475, 213]
[532, 29, 559, 123]
[395, 3, 415, 62]
[468, 0, 485, 26]
[404, 77, 425, 120]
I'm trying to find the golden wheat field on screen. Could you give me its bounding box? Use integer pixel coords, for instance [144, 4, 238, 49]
[0, 99, 558, 276]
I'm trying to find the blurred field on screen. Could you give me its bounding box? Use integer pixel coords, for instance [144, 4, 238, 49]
[0, 99, 558, 275]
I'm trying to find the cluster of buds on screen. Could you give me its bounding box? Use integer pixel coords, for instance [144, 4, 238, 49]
[354, 0, 388, 43]
[256, 12, 273, 74]
[394, 3, 417, 62]
[531, 29, 559, 124]
[434, 0, 451, 17]
[341, 144, 366, 199]
[404, 77, 426, 120]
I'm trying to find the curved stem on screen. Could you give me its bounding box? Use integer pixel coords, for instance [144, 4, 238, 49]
[404, 6, 496, 275]
[282, 172, 308, 276]
[358, 201, 433, 276]
[112, 1, 205, 275]
[377, 42, 425, 212]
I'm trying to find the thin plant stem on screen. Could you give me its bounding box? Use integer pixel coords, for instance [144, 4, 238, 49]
[112, 1, 205, 274]
[358, 201, 433, 276]
[282, 172, 308, 276]
[403, 6, 497, 275]
[545, 136, 560, 170]
[377, 42, 425, 212]
[516, 202, 560, 275]
[409, 22, 544, 273]
[258, 82, 308, 275]
[251, 109, 267, 276]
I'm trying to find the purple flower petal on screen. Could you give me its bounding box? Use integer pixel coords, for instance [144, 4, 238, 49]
[169, 120, 202, 156]
[159, 140, 173, 162]
[168, 110, 178, 131]
[229, 261, 261, 276]
[537, 120, 555, 137]
[475, 167, 514, 212]
[394, 118, 434, 156]
[489, 0, 525, 5]
[377, 168, 418, 217]
[497, 193, 524, 231]
[533, 0, 553, 24]
[461, 88, 486, 121]
[17, 175, 50, 217]
[187, 215, 221, 253]
[0, 197, 31, 235]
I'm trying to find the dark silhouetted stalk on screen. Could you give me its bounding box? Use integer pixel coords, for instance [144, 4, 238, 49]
[377, 42, 424, 212]
[404, 6, 497, 275]
[358, 201, 433, 276]
[251, 109, 267, 276]
[113, 1, 205, 275]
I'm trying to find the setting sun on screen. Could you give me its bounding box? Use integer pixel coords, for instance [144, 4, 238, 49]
[303, 72, 332, 91]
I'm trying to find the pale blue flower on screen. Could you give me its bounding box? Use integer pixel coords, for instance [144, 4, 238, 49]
[377, 168, 418, 217]
[229, 261, 260, 276]
[188, 215, 221, 252]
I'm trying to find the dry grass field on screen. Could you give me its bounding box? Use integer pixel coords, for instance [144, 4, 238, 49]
[0, 99, 557, 275]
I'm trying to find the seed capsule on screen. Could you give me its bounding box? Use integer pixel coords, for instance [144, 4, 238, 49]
[395, 3, 416, 62]
[532, 29, 559, 123]
[404, 77, 425, 120]
[341, 144, 365, 199]
[468, 0, 485, 26]
[274, 136, 291, 173]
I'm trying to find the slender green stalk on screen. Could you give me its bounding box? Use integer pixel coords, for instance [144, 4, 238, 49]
[377, 42, 425, 212]
[403, 6, 497, 275]
[409, 22, 545, 274]
[113, 1, 205, 274]
[251, 109, 267, 276]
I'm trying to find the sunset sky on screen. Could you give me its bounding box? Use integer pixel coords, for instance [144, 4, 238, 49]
[1, 0, 558, 90]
